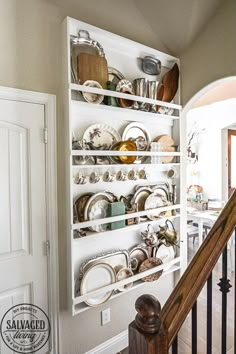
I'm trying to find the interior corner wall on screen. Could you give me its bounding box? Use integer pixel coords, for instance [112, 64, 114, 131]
[180, 0, 236, 105]
[0, 0, 171, 353]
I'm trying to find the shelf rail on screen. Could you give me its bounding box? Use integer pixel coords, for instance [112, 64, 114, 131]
[73, 213, 180, 240]
[71, 150, 181, 157]
[71, 100, 180, 123]
[72, 162, 180, 169]
[70, 84, 182, 111]
[73, 204, 181, 229]
[73, 257, 181, 306]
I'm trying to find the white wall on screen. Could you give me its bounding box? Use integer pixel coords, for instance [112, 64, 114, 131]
[180, 0, 236, 105]
[0, 0, 171, 353]
[187, 99, 236, 201]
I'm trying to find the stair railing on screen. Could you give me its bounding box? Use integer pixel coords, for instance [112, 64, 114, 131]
[129, 190, 236, 354]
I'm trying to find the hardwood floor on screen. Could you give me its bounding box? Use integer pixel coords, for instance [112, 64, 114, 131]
[120, 236, 235, 354]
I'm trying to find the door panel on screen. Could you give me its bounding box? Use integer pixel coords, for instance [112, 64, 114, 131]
[0, 122, 30, 257]
[0, 99, 49, 353]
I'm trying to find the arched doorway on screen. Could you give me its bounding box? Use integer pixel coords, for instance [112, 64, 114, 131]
[182, 77, 236, 257]
[183, 76, 236, 203]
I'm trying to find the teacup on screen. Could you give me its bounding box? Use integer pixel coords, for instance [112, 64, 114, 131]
[128, 170, 138, 180]
[89, 172, 100, 183]
[116, 170, 128, 181]
[103, 171, 115, 182]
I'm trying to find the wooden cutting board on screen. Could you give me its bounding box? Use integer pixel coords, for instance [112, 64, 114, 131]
[156, 63, 179, 110]
[78, 53, 108, 89]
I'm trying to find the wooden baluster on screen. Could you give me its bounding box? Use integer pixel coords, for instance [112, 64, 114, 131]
[129, 294, 168, 354]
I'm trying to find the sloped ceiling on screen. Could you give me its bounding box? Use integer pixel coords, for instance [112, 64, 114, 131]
[133, 0, 224, 55]
[48, 0, 224, 55]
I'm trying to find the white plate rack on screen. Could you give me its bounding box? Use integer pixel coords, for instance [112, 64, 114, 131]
[63, 17, 186, 316]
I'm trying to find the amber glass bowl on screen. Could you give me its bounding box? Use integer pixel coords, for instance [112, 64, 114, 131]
[111, 140, 137, 164]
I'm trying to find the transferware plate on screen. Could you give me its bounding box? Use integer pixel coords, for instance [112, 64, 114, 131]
[83, 124, 121, 150]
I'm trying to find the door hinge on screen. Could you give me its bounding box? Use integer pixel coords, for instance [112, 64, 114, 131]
[44, 127, 48, 144]
[45, 240, 50, 256]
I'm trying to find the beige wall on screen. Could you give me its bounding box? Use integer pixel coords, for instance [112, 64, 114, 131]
[0, 0, 171, 353]
[2, 0, 235, 352]
[180, 0, 236, 105]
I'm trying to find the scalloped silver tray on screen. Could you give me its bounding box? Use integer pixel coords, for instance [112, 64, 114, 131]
[79, 249, 131, 280]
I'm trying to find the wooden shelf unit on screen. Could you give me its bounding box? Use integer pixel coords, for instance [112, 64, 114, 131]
[63, 17, 186, 316]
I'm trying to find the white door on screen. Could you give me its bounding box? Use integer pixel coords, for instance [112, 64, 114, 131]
[0, 98, 49, 353]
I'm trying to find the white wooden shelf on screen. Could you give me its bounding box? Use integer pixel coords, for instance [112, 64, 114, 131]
[74, 263, 181, 315]
[73, 257, 180, 306]
[71, 100, 180, 126]
[71, 150, 181, 157]
[73, 213, 180, 241]
[73, 204, 181, 229]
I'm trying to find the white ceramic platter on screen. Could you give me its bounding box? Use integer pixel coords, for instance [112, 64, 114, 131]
[155, 245, 175, 270]
[80, 263, 116, 306]
[83, 124, 121, 149]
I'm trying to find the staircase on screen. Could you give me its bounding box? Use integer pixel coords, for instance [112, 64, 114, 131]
[128, 190, 236, 354]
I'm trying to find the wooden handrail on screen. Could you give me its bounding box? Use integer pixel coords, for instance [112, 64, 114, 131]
[129, 190, 236, 354]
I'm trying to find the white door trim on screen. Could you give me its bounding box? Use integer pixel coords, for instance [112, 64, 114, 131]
[0, 86, 59, 354]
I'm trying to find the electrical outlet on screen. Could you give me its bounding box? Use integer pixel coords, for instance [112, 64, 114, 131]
[101, 308, 111, 325]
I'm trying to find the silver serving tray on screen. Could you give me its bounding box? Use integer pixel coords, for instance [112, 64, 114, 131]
[79, 249, 131, 280]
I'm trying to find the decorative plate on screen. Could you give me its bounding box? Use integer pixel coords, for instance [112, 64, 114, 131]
[155, 244, 175, 271]
[129, 245, 148, 273]
[139, 257, 163, 282]
[82, 80, 104, 104]
[122, 122, 151, 163]
[116, 267, 133, 292]
[144, 193, 168, 220]
[83, 124, 121, 150]
[74, 193, 93, 223]
[116, 79, 133, 93]
[132, 187, 152, 221]
[152, 186, 169, 200]
[84, 192, 117, 232]
[80, 262, 116, 307]
[108, 67, 125, 86]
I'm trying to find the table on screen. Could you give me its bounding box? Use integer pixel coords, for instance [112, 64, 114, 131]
[187, 209, 221, 245]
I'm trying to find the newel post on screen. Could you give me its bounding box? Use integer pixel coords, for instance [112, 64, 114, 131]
[129, 295, 168, 354]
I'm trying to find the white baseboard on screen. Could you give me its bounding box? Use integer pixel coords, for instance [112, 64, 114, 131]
[84, 330, 128, 354]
